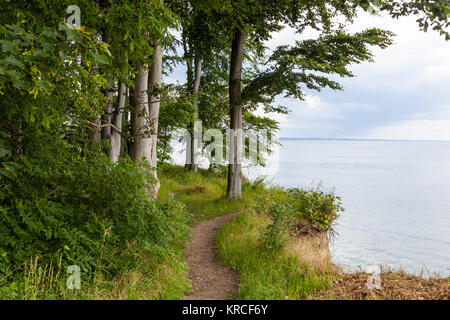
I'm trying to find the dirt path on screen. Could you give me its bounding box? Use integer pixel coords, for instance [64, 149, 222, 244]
[184, 212, 240, 300]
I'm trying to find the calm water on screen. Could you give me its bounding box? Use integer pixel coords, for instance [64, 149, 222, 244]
[252, 139, 450, 277]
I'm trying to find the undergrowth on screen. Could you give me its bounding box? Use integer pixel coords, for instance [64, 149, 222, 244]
[216, 210, 333, 299]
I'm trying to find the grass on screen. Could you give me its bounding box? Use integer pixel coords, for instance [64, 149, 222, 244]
[160, 165, 449, 300]
[0, 164, 241, 300]
[2, 164, 447, 300]
[0, 241, 190, 300]
[158, 165, 253, 223]
[160, 164, 334, 300]
[216, 210, 333, 299]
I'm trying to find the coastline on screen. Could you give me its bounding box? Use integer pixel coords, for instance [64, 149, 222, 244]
[161, 165, 449, 300]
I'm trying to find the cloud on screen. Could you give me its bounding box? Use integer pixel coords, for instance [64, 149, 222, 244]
[362, 120, 450, 141]
[163, 10, 450, 141]
[269, 11, 450, 140]
[304, 95, 321, 109]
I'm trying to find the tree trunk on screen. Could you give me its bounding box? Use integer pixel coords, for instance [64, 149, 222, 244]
[184, 57, 193, 170]
[226, 28, 245, 200]
[101, 79, 114, 142]
[147, 41, 163, 197]
[188, 58, 202, 172]
[107, 81, 126, 163]
[88, 115, 101, 150]
[101, 30, 113, 145]
[129, 60, 151, 164]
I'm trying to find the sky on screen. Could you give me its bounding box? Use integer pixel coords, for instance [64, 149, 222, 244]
[166, 10, 450, 141]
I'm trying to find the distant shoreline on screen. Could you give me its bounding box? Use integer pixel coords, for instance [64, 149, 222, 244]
[279, 137, 450, 143]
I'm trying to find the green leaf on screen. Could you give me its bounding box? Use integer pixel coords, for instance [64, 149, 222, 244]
[42, 29, 57, 39]
[12, 79, 25, 89]
[5, 69, 24, 79]
[2, 56, 25, 70]
[94, 54, 109, 65]
[5, 24, 25, 34]
[0, 40, 16, 53]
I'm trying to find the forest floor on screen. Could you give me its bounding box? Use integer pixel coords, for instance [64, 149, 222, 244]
[183, 212, 240, 300]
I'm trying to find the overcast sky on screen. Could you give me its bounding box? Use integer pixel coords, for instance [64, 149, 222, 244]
[166, 11, 450, 141]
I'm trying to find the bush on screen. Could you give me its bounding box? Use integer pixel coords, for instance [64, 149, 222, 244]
[253, 185, 344, 251]
[0, 134, 190, 284]
[285, 188, 344, 232]
[207, 164, 228, 177]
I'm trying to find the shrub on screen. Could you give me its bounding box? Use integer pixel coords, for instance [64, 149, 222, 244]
[0, 134, 190, 284]
[207, 164, 228, 177]
[253, 185, 344, 251]
[285, 188, 344, 232]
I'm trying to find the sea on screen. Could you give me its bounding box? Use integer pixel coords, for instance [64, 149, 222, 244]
[247, 138, 450, 277]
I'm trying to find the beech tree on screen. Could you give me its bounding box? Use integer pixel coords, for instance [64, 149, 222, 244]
[220, 0, 449, 200]
[375, 0, 450, 40]
[204, 1, 392, 199]
[120, 1, 174, 197]
[169, 0, 231, 172]
[179, 5, 205, 172]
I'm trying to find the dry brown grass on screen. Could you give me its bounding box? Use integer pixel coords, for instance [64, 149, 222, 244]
[312, 269, 450, 300]
[183, 184, 207, 194]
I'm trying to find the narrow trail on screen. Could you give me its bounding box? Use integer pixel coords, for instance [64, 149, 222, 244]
[184, 212, 240, 300]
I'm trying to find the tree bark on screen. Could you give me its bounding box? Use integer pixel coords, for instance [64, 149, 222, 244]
[226, 28, 245, 200]
[101, 79, 114, 142]
[129, 60, 151, 164]
[107, 81, 126, 163]
[101, 29, 113, 145]
[88, 115, 101, 150]
[147, 41, 163, 197]
[188, 58, 202, 172]
[184, 56, 193, 170]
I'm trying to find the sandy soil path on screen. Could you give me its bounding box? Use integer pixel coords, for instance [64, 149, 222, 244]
[184, 212, 240, 300]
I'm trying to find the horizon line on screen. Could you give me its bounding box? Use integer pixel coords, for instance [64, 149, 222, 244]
[279, 137, 450, 143]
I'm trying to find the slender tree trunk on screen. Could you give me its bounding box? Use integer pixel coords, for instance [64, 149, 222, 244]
[101, 79, 114, 142]
[184, 57, 193, 169]
[101, 29, 113, 146]
[148, 41, 163, 197]
[88, 115, 101, 149]
[188, 58, 202, 172]
[129, 60, 151, 164]
[226, 28, 245, 200]
[107, 81, 126, 163]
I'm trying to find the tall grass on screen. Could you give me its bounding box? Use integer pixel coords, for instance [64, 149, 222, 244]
[159, 165, 253, 223]
[216, 211, 332, 299]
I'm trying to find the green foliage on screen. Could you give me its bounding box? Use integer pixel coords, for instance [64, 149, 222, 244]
[158, 164, 249, 223]
[242, 28, 394, 103]
[285, 188, 344, 230]
[376, 0, 450, 40]
[0, 23, 108, 128]
[252, 184, 344, 252]
[216, 210, 332, 299]
[207, 163, 228, 177]
[258, 203, 293, 252]
[0, 136, 191, 284]
[0, 5, 189, 298]
[158, 84, 197, 164]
